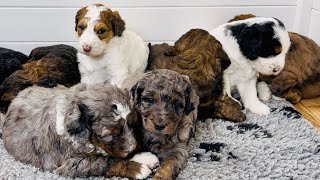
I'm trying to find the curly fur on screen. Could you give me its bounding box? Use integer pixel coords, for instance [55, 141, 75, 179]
[147, 29, 246, 122]
[0, 44, 81, 113]
[229, 14, 320, 104]
[124, 69, 199, 179]
[0, 47, 28, 84]
[1, 83, 157, 179]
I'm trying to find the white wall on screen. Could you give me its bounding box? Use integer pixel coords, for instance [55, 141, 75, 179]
[0, 0, 317, 54]
[308, 0, 320, 44]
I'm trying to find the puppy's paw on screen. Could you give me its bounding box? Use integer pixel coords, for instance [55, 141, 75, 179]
[247, 101, 270, 116]
[135, 164, 152, 179]
[131, 152, 159, 169]
[257, 82, 272, 101]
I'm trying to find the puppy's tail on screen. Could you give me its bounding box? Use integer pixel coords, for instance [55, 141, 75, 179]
[0, 112, 5, 138]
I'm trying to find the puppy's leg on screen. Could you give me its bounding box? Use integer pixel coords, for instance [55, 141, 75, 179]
[152, 144, 188, 180]
[214, 96, 246, 122]
[257, 81, 272, 101]
[237, 77, 270, 116]
[54, 156, 155, 179]
[223, 71, 241, 105]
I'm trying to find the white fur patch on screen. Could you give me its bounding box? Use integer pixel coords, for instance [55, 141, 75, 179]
[130, 152, 159, 169]
[130, 152, 159, 179]
[112, 101, 131, 120]
[55, 97, 67, 135]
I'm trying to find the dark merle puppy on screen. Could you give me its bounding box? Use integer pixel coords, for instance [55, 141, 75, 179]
[0, 47, 28, 83]
[0, 44, 80, 113]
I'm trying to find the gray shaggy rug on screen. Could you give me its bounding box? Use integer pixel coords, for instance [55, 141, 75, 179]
[1, 99, 320, 180]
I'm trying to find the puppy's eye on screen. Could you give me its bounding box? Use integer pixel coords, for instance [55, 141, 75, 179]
[78, 25, 85, 30]
[142, 97, 155, 105]
[97, 29, 107, 34]
[111, 104, 120, 115]
[173, 101, 183, 112]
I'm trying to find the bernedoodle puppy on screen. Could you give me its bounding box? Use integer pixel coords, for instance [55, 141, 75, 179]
[0, 47, 28, 84]
[147, 29, 246, 122]
[1, 83, 159, 179]
[210, 16, 291, 115]
[229, 14, 320, 104]
[122, 69, 200, 180]
[75, 4, 149, 86]
[0, 44, 80, 113]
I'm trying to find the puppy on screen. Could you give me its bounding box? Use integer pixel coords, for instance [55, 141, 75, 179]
[0, 44, 80, 113]
[0, 47, 28, 83]
[229, 14, 320, 104]
[75, 4, 149, 86]
[125, 69, 199, 180]
[210, 17, 291, 115]
[2, 83, 159, 179]
[147, 29, 246, 122]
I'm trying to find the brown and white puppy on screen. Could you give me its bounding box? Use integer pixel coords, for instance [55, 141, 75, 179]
[147, 29, 246, 122]
[75, 4, 149, 86]
[2, 84, 158, 179]
[229, 14, 320, 104]
[0, 44, 81, 113]
[125, 69, 199, 180]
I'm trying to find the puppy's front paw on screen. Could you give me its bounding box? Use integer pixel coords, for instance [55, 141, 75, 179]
[136, 164, 152, 179]
[130, 152, 159, 169]
[257, 82, 272, 101]
[247, 101, 270, 116]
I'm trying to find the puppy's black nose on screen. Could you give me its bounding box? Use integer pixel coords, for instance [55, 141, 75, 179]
[154, 123, 165, 131]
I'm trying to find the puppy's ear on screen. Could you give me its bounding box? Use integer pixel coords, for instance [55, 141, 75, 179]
[230, 23, 262, 60]
[184, 85, 195, 116]
[130, 82, 144, 107]
[111, 11, 125, 37]
[75, 7, 87, 31]
[55, 96, 94, 152]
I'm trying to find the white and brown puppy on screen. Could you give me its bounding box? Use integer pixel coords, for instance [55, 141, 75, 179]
[2, 84, 158, 179]
[75, 4, 149, 87]
[210, 17, 291, 115]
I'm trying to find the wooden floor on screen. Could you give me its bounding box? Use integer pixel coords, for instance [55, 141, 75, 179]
[294, 97, 320, 129]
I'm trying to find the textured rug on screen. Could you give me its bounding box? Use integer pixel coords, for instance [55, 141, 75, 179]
[0, 99, 320, 180]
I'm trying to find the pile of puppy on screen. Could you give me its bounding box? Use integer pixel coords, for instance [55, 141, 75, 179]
[0, 4, 320, 180]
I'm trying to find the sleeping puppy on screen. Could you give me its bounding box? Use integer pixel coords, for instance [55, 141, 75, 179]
[147, 29, 246, 122]
[124, 69, 199, 180]
[210, 17, 291, 115]
[229, 14, 320, 104]
[75, 4, 149, 86]
[0, 47, 28, 84]
[2, 83, 159, 179]
[0, 44, 80, 113]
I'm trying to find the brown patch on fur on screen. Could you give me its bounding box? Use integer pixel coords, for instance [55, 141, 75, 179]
[152, 160, 174, 180]
[100, 9, 125, 37]
[147, 29, 246, 122]
[94, 3, 105, 7]
[228, 14, 256, 22]
[94, 21, 114, 41]
[75, 6, 88, 31]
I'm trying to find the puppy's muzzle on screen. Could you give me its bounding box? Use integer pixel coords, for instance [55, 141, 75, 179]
[154, 122, 166, 132]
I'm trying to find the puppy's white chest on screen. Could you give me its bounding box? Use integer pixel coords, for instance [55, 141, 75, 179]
[225, 64, 257, 87]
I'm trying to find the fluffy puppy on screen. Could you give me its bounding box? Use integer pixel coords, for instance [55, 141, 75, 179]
[0, 47, 28, 83]
[229, 14, 320, 104]
[210, 17, 291, 115]
[2, 83, 159, 179]
[75, 4, 149, 86]
[125, 69, 199, 180]
[0, 44, 80, 113]
[147, 29, 246, 122]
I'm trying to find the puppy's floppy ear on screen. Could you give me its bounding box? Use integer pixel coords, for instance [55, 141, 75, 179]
[55, 96, 94, 152]
[75, 7, 87, 31]
[130, 81, 145, 107]
[181, 76, 197, 115]
[230, 23, 263, 60]
[111, 11, 125, 37]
